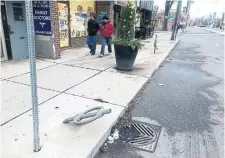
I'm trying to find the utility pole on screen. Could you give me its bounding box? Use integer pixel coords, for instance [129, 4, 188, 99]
[171, 0, 182, 40]
[185, 0, 192, 30]
[25, 0, 41, 152]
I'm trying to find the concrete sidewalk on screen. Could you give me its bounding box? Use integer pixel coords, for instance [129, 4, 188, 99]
[201, 27, 225, 35]
[1, 33, 178, 158]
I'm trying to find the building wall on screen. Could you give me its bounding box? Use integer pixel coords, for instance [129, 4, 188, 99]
[50, 0, 60, 59]
[34, 0, 60, 59]
[71, 36, 87, 48]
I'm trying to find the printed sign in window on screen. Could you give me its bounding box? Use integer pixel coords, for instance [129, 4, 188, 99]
[58, 2, 69, 47]
[70, 1, 95, 37]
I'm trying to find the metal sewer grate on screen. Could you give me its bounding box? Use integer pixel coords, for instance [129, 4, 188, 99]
[121, 123, 157, 146]
[119, 122, 162, 152]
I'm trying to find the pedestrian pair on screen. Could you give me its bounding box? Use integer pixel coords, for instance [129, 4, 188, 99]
[87, 13, 114, 57]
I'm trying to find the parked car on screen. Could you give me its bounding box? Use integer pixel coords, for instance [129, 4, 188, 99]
[198, 24, 206, 27]
[220, 23, 224, 30]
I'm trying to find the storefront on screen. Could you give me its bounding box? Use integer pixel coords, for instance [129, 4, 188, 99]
[113, 0, 155, 39]
[138, 0, 155, 39]
[1, 1, 114, 61]
[55, 1, 96, 49]
[1, 1, 56, 60]
[56, 1, 115, 48]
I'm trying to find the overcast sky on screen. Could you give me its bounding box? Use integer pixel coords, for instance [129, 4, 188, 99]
[190, 0, 225, 18]
[154, 0, 225, 18]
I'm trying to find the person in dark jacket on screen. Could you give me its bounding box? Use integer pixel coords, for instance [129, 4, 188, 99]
[87, 13, 99, 55]
[172, 22, 181, 34]
[99, 16, 114, 57]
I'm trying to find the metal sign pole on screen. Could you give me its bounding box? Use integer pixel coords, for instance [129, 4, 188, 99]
[171, 0, 182, 40]
[154, 35, 158, 54]
[25, 0, 40, 152]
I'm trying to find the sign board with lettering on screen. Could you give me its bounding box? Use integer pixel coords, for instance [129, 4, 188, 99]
[33, 1, 52, 36]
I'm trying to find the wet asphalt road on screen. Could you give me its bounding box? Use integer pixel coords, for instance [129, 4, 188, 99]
[95, 27, 224, 158]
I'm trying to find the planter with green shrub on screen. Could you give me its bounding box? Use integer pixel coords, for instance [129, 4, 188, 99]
[113, 0, 142, 71]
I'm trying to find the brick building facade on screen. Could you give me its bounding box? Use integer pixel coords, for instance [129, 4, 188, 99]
[48, 1, 114, 59]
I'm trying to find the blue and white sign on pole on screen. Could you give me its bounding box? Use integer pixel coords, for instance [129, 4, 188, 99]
[33, 1, 52, 36]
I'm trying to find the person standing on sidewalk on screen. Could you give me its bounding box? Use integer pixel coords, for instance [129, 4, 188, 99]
[87, 13, 100, 55]
[99, 16, 114, 57]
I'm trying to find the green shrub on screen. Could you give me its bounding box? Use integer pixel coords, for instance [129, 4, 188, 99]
[113, 0, 143, 50]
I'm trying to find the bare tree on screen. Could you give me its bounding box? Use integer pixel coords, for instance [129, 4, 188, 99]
[163, 0, 174, 31]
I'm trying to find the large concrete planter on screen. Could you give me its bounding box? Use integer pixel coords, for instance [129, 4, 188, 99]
[114, 44, 138, 71]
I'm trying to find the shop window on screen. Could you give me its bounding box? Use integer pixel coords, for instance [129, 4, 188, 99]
[12, 3, 24, 21]
[58, 2, 69, 47]
[69, 1, 95, 37]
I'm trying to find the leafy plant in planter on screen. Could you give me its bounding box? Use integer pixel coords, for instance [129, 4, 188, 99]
[113, 0, 143, 70]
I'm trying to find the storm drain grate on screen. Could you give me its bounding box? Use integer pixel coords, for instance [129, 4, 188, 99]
[119, 122, 162, 152]
[124, 123, 156, 145]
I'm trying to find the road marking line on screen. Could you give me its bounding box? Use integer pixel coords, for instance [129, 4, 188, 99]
[216, 44, 219, 47]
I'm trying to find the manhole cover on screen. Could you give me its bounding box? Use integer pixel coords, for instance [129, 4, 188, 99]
[119, 121, 162, 152]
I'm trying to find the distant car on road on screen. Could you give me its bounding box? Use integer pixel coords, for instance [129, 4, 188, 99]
[220, 23, 224, 30]
[198, 24, 206, 27]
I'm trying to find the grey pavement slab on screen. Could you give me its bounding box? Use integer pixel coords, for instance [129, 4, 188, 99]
[41, 45, 113, 64]
[8, 64, 99, 92]
[66, 71, 148, 106]
[1, 93, 124, 158]
[1, 59, 56, 79]
[63, 53, 115, 71]
[107, 41, 178, 78]
[41, 47, 91, 64]
[1, 80, 58, 124]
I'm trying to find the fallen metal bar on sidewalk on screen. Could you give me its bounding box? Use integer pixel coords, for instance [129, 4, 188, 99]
[63, 106, 111, 125]
[25, 0, 40, 152]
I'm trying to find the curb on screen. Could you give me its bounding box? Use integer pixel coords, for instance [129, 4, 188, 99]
[90, 39, 180, 158]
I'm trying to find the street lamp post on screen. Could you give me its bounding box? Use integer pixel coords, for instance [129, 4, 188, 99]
[171, 0, 182, 40]
[25, 0, 41, 152]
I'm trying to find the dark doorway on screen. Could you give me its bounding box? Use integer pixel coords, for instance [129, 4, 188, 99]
[1, 1, 12, 59]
